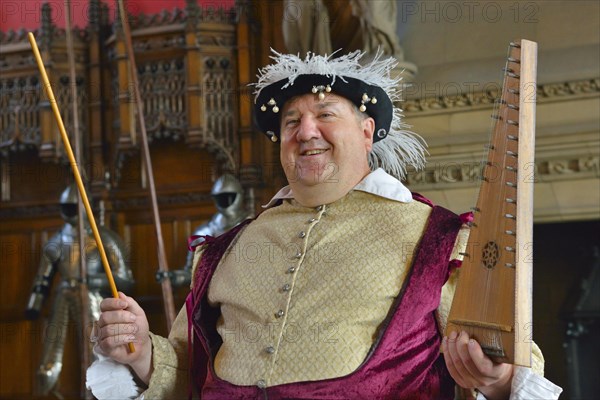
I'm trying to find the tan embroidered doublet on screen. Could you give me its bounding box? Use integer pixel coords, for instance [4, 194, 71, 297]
[208, 190, 432, 386]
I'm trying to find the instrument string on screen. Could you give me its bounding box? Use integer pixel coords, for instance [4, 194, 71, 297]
[489, 49, 512, 325]
[478, 43, 518, 349]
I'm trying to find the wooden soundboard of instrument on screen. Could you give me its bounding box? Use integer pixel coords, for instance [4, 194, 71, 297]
[445, 39, 537, 367]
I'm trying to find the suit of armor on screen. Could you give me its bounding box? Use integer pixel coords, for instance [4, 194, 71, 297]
[25, 185, 135, 395]
[168, 174, 252, 288]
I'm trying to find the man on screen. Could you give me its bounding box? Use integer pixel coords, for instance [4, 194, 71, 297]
[87, 51, 562, 399]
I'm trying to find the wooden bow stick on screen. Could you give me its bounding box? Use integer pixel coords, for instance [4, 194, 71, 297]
[28, 32, 135, 353]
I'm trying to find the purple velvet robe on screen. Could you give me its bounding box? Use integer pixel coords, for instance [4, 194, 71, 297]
[186, 198, 462, 399]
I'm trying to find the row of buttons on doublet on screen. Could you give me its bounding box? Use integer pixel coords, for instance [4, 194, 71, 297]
[256, 204, 327, 389]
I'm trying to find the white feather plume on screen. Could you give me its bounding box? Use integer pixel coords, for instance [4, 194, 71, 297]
[369, 107, 428, 180]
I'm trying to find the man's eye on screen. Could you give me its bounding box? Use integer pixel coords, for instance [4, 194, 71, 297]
[319, 112, 333, 118]
[285, 119, 299, 126]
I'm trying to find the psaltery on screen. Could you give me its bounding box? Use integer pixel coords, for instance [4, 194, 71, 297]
[446, 39, 537, 367]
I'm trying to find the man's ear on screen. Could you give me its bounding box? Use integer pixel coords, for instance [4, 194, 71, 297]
[362, 117, 375, 151]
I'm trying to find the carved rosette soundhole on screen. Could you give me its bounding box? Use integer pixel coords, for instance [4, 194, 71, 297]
[482, 241, 500, 269]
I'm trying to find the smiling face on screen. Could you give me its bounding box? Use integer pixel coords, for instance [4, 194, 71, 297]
[279, 93, 375, 205]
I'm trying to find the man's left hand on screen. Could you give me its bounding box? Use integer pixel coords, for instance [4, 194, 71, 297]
[442, 330, 514, 400]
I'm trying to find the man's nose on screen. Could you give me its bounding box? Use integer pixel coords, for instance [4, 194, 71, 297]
[296, 116, 320, 142]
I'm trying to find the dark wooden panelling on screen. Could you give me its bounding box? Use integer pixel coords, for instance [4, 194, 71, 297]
[1, 1, 278, 398]
[2, 150, 71, 206]
[0, 320, 41, 398]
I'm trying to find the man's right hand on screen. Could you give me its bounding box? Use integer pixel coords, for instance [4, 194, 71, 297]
[95, 292, 153, 385]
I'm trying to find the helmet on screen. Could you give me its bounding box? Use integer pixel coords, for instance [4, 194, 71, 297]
[210, 174, 244, 216]
[59, 184, 90, 225]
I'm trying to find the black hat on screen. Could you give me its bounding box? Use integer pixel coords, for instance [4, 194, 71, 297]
[255, 74, 393, 143]
[252, 50, 427, 180]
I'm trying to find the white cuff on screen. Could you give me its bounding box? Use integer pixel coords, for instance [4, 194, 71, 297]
[85, 346, 143, 400]
[475, 366, 563, 400]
